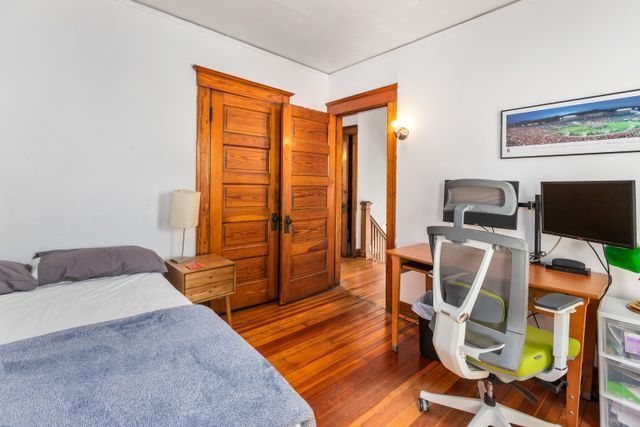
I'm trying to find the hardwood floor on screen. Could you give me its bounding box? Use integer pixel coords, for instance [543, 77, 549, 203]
[339, 257, 387, 307]
[232, 257, 599, 426]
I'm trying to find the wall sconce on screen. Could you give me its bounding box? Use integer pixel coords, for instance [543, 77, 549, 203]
[391, 119, 409, 140]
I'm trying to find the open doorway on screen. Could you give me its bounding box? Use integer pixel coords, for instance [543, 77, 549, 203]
[336, 107, 390, 307]
[327, 84, 397, 309]
[342, 109, 388, 261]
[340, 125, 357, 258]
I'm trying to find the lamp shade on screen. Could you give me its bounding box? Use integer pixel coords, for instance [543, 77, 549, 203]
[170, 190, 201, 229]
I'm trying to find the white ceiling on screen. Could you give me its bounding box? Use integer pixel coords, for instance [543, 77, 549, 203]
[134, 0, 518, 73]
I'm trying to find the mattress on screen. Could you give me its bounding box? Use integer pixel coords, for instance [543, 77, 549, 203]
[0, 272, 190, 345]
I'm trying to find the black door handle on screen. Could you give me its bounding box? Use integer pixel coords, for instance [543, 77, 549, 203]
[270, 213, 280, 231]
[284, 215, 293, 233]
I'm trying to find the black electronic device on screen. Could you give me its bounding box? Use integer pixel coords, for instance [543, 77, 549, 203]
[443, 180, 519, 230]
[545, 258, 591, 276]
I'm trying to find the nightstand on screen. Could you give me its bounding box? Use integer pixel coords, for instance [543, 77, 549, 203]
[165, 254, 236, 326]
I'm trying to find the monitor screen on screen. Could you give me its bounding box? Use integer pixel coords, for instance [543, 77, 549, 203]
[442, 180, 519, 230]
[541, 181, 636, 249]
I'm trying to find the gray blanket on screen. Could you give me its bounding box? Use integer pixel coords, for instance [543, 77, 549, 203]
[0, 305, 315, 427]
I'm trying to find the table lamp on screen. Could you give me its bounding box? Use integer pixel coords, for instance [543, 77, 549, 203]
[170, 190, 201, 263]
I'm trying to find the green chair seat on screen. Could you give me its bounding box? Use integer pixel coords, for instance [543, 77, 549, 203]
[469, 326, 581, 379]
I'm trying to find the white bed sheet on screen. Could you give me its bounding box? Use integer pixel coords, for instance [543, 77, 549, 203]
[0, 273, 191, 345]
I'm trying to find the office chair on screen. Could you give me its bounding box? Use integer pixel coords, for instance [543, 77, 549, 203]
[418, 180, 583, 427]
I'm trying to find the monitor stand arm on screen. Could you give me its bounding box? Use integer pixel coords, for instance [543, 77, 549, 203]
[518, 194, 543, 264]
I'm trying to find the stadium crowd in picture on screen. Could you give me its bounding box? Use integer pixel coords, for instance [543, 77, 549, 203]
[505, 94, 640, 147]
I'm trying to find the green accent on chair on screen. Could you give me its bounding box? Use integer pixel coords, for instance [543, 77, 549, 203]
[469, 326, 581, 379]
[605, 245, 640, 273]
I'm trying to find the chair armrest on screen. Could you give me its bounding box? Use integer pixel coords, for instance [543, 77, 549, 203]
[533, 293, 584, 377]
[534, 293, 583, 314]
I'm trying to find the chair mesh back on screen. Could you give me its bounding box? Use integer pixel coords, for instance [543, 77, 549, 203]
[439, 243, 512, 333]
[429, 227, 529, 372]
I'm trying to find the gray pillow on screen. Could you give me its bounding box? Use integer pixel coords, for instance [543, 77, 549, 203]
[0, 260, 38, 295]
[35, 246, 167, 285]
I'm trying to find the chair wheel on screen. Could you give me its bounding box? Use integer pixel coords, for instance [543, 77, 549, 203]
[418, 398, 430, 413]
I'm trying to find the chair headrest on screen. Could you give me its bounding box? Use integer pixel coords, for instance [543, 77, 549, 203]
[444, 179, 517, 228]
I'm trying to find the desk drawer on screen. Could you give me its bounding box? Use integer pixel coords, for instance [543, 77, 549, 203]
[185, 266, 234, 289]
[185, 279, 234, 303]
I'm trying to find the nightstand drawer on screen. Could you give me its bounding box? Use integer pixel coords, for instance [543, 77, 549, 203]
[185, 279, 234, 303]
[185, 266, 234, 288]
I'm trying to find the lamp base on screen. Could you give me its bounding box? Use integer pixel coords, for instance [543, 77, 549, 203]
[170, 256, 195, 264]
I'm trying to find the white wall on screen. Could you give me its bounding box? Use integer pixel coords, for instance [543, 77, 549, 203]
[348, 108, 387, 249]
[329, 0, 640, 303]
[0, 0, 328, 262]
[3, 0, 639, 305]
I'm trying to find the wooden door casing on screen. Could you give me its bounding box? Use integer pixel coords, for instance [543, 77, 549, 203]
[280, 105, 337, 304]
[209, 91, 280, 310]
[327, 84, 398, 311]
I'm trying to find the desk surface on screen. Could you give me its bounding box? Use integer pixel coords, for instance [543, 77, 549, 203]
[387, 243, 608, 301]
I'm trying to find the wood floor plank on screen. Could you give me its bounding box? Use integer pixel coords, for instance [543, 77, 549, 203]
[232, 257, 593, 426]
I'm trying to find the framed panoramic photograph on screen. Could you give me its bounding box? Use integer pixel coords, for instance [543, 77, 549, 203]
[501, 89, 640, 159]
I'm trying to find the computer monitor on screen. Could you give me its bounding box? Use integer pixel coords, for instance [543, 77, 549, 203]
[442, 180, 519, 230]
[541, 181, 636, 249]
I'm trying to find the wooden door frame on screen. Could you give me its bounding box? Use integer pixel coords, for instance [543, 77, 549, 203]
[193, 65, 293, 256]
[342, 125, 358, 257]
[326, 84, 398, 309]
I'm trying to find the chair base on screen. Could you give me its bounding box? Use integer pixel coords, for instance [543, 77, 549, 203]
[418, 382, 559, 427]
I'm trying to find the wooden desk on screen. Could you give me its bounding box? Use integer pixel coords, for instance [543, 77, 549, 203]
[387, 243, 608, 427]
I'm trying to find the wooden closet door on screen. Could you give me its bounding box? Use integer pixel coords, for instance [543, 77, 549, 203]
[280, 104, 337, 304]
[211, 91, 280, 309]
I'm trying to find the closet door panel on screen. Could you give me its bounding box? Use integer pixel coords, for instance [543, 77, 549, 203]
[213, 91, 280, 309]
[223, 146, 269, 173]
[291, 186, 327, 209]
[280, 104, 336, 304]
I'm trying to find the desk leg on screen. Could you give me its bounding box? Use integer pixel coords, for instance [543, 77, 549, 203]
[391, 256, 401, 352]
[225, 295, 233, 328]
[565, 299, 588, 427]
[580, 300, 598, 400]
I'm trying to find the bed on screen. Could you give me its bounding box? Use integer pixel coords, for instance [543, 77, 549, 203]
[0, 272, 315, 427]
